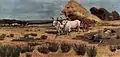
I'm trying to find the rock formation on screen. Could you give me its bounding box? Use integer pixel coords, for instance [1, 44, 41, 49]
[111, 11, 120, 20]
[90, 7, 99, 17]
[90, 7, 120, 20]
[90, 7, 111, 20]
[62, 0, 102, 27]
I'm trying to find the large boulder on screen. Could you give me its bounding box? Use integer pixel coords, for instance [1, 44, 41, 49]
[90, 7, 99, 17]
[98, 8, 111, 20]
[62, 0, 102, 27]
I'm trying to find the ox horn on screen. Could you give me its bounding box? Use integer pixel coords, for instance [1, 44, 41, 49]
[57, 17, 59, 21]
[51, 17, 54, 20]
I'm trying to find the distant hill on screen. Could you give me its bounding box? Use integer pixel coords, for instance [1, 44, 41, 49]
[0, 19, 53, 24]
[26, 20, 53, 24]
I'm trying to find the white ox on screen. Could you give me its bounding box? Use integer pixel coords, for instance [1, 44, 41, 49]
[52, 18, 64, 36]
[62, 20, 81, 35]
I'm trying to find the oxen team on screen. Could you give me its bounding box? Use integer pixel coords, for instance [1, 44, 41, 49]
[52, 17, 86, 36]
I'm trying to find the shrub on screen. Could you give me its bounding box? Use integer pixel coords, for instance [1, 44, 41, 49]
[117, 44, 120, 50]
[0, 34, 6, 40]
[116, 35, 120, 39]
[92, 34, 102, 42]
[73, 44, 87, 55]
[24, 34, 29, 38]
[25, 29, 29, 31]
[12, 37, 26, 41]
[20, 45, 34, 53]
[35, 38, 41, 40]
[87, 46, 97, 57]
[84, 32, 97, 40]
[10, 34, 14, 37]
[0, 44, 21, 57]
[40, 35, 47, 40]
[26, 53, 32, 57]
[48, 43, 59, 52]
[37, 29, 40, 31]
[109, 45, 116, 52]
[12, 36, 34, 42]
[37, 44, 49, 54]
[29, 33, 37, 36]
[60, 43, 71, 53]
[101, 33, 111, 39]
[24, 37, 35, 42]
[28, 42, 39, 46]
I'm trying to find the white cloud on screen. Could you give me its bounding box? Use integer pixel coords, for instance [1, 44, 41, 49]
[0, 0, 119, 19]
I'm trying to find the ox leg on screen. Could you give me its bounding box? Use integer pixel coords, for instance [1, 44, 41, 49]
[66, 29, 69, 35]
[77, 26, 81, 34]
[55, 32, 60, 38]
[77, 26, 80, 32]
[62, 29, 65, 35]
[68, 27, 71, 36]
[78, 28, 81, 34]
[55, 30, 60, 38]
[61, 29, 64, 35]
[57, 30, 61, 36]
[79, 27, 83, 32]
[67, 31, 71, 36]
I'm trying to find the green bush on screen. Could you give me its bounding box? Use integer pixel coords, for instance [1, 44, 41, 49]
[60, 43, 71, 53]
[73, 44, 87, 55]
[87, 46, 97, 57]
[48, 43, 59, 52]
[20, 45, 34, 53]
[0, 44, 21, 57]
[37, 44, 49, 54]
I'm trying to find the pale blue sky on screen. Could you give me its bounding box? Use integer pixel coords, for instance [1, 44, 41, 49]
[0, 0, 119, 20]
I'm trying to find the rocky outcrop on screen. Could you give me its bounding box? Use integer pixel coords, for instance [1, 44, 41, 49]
[111, 11, 120, 20]
[90, 7, 99, 17]
[90, 7, 120, 20]
[99, 8, 111, 20]
[62, 0, 102, 27]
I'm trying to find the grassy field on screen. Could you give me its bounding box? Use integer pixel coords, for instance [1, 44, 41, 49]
[0, 22, 120, 57]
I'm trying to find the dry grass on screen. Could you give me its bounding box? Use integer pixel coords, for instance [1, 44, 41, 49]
[0, 22, 120, 57]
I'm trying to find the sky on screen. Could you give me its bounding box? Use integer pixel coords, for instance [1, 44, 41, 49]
[0, 0, 119, 20]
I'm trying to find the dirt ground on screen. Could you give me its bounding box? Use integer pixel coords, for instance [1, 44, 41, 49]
[0, 21, 120, 57]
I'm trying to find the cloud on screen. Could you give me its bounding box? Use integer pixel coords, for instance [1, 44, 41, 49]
[0, 0, 119, 20]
